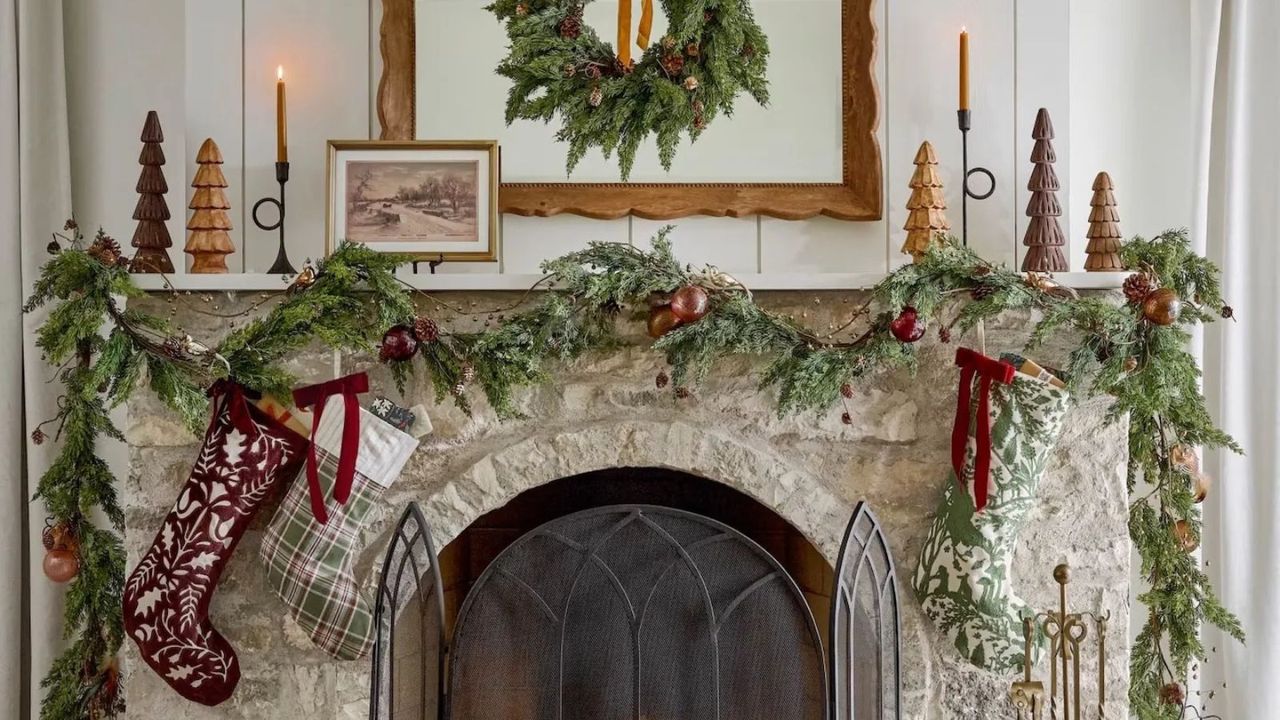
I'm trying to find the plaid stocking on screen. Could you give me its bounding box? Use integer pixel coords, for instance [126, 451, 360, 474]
[123, 381, 308, 705]
[912, 349, 1071, 672]
[260, 385, 418, 660]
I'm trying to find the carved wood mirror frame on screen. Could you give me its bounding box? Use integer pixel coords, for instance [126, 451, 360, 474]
[376, 0, 881, 221]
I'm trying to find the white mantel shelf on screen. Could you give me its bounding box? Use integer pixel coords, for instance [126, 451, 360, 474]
[131, 271, 1130, 293]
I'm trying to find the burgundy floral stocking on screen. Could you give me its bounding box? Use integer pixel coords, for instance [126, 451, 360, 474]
[123, 381, 308, 706]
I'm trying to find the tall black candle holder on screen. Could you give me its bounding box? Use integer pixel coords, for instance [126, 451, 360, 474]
[957, 110, 996, 247]
[253, 161, 297, 275]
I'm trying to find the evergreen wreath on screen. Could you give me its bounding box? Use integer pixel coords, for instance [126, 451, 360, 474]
[486, 0, 770, 180]
[27, 222, 1239, 720]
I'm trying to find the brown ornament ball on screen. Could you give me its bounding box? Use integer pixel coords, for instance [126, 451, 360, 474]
[840, 411, 852, 425]
[1142, 287, 1182, 326]
[1193, 473, 1212, 504]
[43, 547, 79, 583]
[647, 305, 683, 338]
[670, 285, 710, 323]
[1172, 519, 1199, 553]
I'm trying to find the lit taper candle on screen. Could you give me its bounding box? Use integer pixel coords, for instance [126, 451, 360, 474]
[276, 66, 288, 163]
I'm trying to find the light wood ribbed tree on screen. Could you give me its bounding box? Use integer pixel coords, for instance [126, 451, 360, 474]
[184, 138, 235, 273]
[1021, 108, 1068, 272]
[900, 141, 950, 263]
[1084, 171, 1124, 271]
[129, 111, 175, 273]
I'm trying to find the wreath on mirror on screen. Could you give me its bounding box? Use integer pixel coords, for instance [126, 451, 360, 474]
[486, 0, 770, 180]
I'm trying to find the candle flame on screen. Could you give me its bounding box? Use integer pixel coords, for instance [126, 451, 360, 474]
[961, 25, 967, 33]
[277, 65, 284, 81]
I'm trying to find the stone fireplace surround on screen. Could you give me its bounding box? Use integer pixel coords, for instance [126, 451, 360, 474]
[122, 290, 1131, 719]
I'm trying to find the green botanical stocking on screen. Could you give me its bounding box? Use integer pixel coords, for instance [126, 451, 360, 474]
[912, 351, 1071, 673]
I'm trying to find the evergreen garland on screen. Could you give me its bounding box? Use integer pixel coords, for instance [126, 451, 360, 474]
[27, 223, 1238, 719]
[487, 0, 769, 179]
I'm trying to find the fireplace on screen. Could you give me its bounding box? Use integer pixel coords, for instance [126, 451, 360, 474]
[369, 469, 901, 719]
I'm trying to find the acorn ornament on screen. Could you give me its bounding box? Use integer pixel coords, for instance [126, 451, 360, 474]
[670, 285, 710, 323]
[889, 307, 926, 343]
[379, 325, 419, 362]
[1142, 287, 1182, 326]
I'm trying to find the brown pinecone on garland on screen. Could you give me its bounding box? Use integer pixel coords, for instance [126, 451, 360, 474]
[971, 284, 997, 301]
[1123, 272, 1156, 304]
[559, 7, 582, 39]
[460, 362, 477, 385]
[655, 371, 669, 389]
[1158, 682, 1185, 706]
[589, 85, 603, 107]
[660, 52, 685, 76]
[88, 234, 122, 267]
[742, 42, 756, 59]
[413, 316, 440, 343]
[686, 42, 700, 58]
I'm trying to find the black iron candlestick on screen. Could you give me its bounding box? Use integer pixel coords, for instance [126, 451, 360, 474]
[253, 161, 297, 274]
[957, 109, 996, 247]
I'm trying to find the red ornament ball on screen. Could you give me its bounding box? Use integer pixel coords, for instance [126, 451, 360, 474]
[890, 307, 926, 343]
[647, 306, 683, 338]
[43, 547, 79, 583]
[379, 325, 419, 362]
[669, 285, 710, 323]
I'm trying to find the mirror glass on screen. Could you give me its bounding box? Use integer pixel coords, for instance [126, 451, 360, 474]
[415, 0, 844, 183]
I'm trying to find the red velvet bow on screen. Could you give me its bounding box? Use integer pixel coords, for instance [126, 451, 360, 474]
[292, 373, 369, 524]
[951, 348, 1016, 511]
[208, 379, 256, 437]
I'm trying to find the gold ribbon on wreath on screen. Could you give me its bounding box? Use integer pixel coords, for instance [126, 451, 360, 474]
[617, 0, 654, 67]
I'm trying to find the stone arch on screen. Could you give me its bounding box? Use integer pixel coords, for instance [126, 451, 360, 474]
[417, 419, 854, 560]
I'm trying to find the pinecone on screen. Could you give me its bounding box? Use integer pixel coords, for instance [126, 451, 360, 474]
[1221, 304, 1235, 320]
[31, 428, 46, 445]
[87, 234, 122, 266]
[674, 386, 692, 400]
[661, 35, 677, 51]
[413, 316, 440, 343]
[840, 383, 854, 399]
[686, 42, 700, 58]
[588, 85, 603, 107]
[1158, 682, 1185, 707]
[460, 362, 477, 384]
[41, 524, 55, 551]
[1123, 272, 1156, 304]
[938, 326, 952, 343]
[683, 76, 699, 91]
[971, 284, 997, 301]
[515, 2, 528, 15]
[558, 8, 582, 39]
[452, 381, 467, 397]
[655, 371, 669, 389]
[563, 62, 577, 78]
[660, 52, 685, 76]
[692, 113, 705, 130]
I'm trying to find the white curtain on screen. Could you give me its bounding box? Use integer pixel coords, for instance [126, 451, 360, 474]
[1198, 0, 1280, 716]
[3, 0, 74, 717]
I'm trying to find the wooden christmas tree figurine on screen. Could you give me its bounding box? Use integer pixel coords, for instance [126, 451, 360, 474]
[129, 111, 175, 273]
[1021, 108, 1069, 272]
[184, 138, 235, 273]
[900, 140, 950, 262]
[1084, 171, 1124, 271]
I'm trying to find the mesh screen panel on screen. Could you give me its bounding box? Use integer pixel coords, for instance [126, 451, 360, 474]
[448, 506, 827, 720]
[829, 503, 901, 720]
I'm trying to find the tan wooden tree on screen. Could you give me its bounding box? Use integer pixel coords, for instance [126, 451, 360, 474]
[184, 138, 235, 273]
[1084, 171, 1124, 271]
[900, 141, 950, 262]
[129, 111, 175, 273]
[1021, 108, 1069, 272]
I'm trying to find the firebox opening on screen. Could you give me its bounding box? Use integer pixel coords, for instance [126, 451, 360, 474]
[437, 467, 835, 652]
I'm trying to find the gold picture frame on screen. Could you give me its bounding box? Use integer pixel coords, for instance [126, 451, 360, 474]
[325, 139, 500, 262]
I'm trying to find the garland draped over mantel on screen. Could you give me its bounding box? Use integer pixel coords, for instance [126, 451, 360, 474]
[27, 223, 1240, 719]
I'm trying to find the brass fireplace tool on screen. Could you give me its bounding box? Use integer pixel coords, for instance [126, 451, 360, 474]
[1010, 564, 1111, 720]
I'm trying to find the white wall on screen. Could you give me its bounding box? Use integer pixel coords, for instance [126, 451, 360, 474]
[61, 1, 1193, 280]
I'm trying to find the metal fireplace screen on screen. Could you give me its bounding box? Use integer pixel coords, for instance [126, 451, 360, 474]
[371, 501, 901, 720]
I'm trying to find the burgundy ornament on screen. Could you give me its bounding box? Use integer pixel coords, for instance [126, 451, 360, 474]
[890, 306, 926, 343]
[669, 285, 710, 323]
[379, 325, 419, 362]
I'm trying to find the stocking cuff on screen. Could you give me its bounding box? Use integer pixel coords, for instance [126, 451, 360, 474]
[312, 395, 419, 489]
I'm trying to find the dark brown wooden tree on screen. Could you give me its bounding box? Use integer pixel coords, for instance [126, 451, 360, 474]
[1021, 108, 1068, 272]
[129, 111, 175, 273]
[1084, 171, 1124, 271]
[184, 138, 235, 273]
[900, 140, 950, 263]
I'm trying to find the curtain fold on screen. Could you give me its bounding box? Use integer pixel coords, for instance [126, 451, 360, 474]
[8, 0, 74, 718]
[1198, 0, 1280, 716]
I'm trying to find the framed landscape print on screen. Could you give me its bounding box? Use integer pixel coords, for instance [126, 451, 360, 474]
[326, 140, 499, 261]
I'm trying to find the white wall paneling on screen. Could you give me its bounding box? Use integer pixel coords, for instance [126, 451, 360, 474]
[64, 0, 1194, 288]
